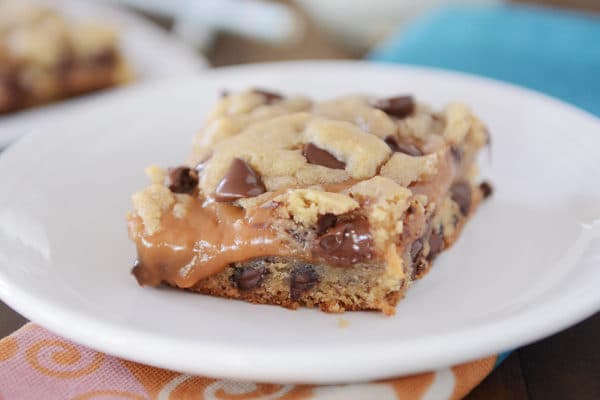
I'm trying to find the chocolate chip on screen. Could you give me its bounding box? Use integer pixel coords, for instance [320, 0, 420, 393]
[290, 265, 319, 300]
[234, 266, 266, 290]
[214, 158, 266, 202]
[253, 89, 284, 104]
[313, 216, 373, 267]
[317, 213, 337, 235]
[384, 136, 399, 151]
[410, 239, 423, 260]
[409, 238, 426, 279]
[320, 233, 343, 251]
[220, 89, 230, 98]
[131, 259, 154, 286]
[479, 181, 494, 199]
[384, 136, 423, 156]
[427, 231, 444, 260]
[450, 146, 462, 163]
[168, 167, 198, 194]
[413, 260, 426, 279]
[450, 181, 472, 215]
[302, 143, 346, 169]
[373, 96, 415, 119]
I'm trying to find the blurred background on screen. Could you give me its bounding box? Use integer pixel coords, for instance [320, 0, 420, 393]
[150, 0, 600, 118]
[163, 0, 600, 61]
[1, 0, 599, 123]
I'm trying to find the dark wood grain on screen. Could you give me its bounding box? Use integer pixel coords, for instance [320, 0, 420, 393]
[513, 0, 600, 12]
[519, 313, 600, 400]
[0, 300, 27, 338]
[465, 353, 530, 400]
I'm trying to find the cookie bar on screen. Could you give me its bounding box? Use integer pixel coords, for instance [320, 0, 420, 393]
[128, 89, 492, 315]
[0, 2, 132, 114]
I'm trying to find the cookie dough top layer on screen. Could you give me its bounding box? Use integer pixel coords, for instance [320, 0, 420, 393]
[132, 88, 487, 243]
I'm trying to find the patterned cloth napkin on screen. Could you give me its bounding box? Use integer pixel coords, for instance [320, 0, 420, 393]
[0, 324, 499, 400]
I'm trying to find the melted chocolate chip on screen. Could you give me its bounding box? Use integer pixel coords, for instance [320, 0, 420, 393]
[290, 265, 319, 300]
[302, 143, 346, 169]
[409, 238, 426, 279]
[254, 88, 284, 104]
[413, 261, 426, 279]
[234, 265, 266, 290]
[384, 136, 423, 156]
[313, 216, 373, 267]
[131, 259, 154, 286]
[214, 158, 266, 202]
[317, 213, 337, 235]
[450, 181, 472, 216]
[410, 239, 423, 260]
[168, 167, 198, 194]
[427, 231, 444, 260]
[373, 96, 415, 119]
[479, 181, 494, 199]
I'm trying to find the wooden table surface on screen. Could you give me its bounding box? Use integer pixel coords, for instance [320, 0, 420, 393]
[2, 1, 599, 398]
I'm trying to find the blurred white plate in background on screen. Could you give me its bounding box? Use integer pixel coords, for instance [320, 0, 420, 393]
[0, 0, 207, 148]
[0, 62, 598, 383]
[297, 0, 504, 50]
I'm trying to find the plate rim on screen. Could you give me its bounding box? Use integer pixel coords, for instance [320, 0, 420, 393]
[0, 60, 599, 383]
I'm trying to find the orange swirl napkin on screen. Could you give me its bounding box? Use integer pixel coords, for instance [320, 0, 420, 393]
[0, 323, 497, 400]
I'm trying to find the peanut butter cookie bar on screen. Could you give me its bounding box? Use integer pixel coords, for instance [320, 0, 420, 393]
[0, 2, 132, 114]
[128, 89, 492, 315]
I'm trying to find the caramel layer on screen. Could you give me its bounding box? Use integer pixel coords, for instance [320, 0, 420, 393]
[129, 201, 293, 288]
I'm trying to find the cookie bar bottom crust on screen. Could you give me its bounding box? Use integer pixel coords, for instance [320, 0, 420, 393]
[163, 182, 486, 315]
[185, 258, 405, 315]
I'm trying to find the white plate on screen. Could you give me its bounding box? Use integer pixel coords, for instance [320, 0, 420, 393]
[0, 61, 599, 384]
[0, 0, 207, 148]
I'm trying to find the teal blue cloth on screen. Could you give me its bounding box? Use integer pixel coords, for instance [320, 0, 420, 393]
[369, 5, 600, 116]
